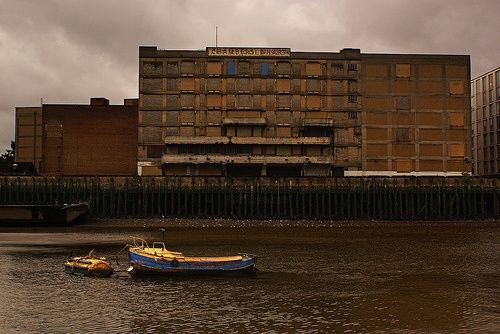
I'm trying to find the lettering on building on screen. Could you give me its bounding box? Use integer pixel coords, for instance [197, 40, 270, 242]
[207, 47, 291, 57]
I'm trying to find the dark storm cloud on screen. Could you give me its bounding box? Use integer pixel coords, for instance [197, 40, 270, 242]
[1, 0, 499, 151]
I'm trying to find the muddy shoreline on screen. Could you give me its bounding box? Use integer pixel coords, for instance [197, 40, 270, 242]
[0, 217, 498, 233]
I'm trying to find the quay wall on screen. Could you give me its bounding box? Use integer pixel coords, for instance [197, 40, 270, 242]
[0, 177, 499, 220]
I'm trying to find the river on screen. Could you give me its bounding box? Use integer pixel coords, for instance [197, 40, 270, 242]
[0, 221, 498, 333]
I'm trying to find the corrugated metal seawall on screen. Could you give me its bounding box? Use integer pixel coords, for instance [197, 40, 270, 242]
[0, 177, 499, 220]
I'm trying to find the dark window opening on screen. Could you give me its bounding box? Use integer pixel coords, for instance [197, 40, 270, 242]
[267, 166, 301, 177]
[147, 146, 163, 158]
[395, 128, 410, 142]
[302, 127, 332, 137]
[226, 164, 261, 177]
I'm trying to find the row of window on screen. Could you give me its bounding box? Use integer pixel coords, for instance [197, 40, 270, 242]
[143, 78, 357, 93]
[143, 61, 358, 77]
[142, 94, 358, 109]
[471, 70, 500, 100]
[473, 116, 500, 134]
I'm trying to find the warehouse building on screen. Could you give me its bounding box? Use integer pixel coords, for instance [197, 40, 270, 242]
[471, 66, 500, 175]
[15, 97, 138, 176]
[138, 46, 471, 177]
[14, 106, 42, 174]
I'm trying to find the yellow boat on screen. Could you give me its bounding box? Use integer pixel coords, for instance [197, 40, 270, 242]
[64, 250, 113, 277]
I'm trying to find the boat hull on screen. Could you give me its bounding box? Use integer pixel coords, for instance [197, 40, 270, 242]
[64, 258, 114, 277]
[128, 249, 257, 276]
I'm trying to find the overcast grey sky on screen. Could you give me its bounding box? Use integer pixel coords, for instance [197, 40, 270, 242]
[0, 0, 499, 152]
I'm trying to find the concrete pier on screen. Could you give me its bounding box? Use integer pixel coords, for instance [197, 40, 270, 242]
[0, 177, 499, 220]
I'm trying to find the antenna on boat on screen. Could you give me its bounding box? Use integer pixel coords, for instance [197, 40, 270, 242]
[161, 227, 165, 244]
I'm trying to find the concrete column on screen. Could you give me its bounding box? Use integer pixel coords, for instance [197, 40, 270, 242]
[261, 164, 267, 176]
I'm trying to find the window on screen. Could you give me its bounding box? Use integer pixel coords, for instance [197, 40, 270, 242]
[277, 62, 291, 76]
[207, 62, 222, 75]
[167, 79, 179, 91]
[237, 94, 252, 108]
[227, 61, 236, 75]
[396, 64, 411, 78]
[261, 63, 269, 76]
[180, 94, 195, 109]
[167, 62, 178, 75]
[333, 64, 344, 75]
[396, 96, 410, 110]
[348, 63, 358, 71]
[305, 63, 321, 76]
[348, 95, 358, 103]
[395, 128, 410, 142]
[147, 146, 163, 158]
[167, 95, 180, 109]
[449, 81, 464, 95]
[348, 111, 357, 119]
[207, 78, 221, 91]
[348, 80, 357, 92]
[238, 62, 250, 75]
[144, 62, 163, 75]
[180, 61, 195, 75]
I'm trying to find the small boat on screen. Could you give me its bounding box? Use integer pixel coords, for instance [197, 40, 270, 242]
[127, 237, 257, 276]
[64, 250, 113, 277]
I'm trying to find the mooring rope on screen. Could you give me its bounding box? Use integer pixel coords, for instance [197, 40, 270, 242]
[112, 244, 131, 265]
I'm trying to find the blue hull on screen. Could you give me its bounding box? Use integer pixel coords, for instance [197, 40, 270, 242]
[128, 250, 257, 275]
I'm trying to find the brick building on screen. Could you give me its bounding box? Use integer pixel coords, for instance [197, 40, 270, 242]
[14, 107, 43, 173]
[471, 66, 500, 175]
[138, 46, 471, 176]
[41, 97, 138, 176]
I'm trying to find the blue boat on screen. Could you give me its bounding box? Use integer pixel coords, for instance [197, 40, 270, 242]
[127, 237, 257, 276]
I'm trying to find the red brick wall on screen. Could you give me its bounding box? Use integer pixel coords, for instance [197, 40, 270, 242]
[42, 103, 137, 176]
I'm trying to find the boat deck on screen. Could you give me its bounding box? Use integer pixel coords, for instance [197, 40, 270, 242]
[132, 247, 244, 262]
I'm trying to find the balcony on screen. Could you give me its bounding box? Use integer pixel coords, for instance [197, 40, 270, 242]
[164, 136, 332, 145]
[162, 154, 334, 165]
[222, 118, 267, 126]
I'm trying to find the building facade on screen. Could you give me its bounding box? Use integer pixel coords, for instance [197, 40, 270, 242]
[15, 107, 43, 173]
[471, 67, 500, 175]
[136, 46, 471, 177]
[42, 97, 138, 176]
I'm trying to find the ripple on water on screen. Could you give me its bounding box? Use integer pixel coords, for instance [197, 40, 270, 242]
[0, 225, 499, 333]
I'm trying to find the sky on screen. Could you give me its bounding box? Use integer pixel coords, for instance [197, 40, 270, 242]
[0, 0, 499, 152]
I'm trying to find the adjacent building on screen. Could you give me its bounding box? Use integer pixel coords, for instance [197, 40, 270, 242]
[42, 97, 138, 176]
[15, 97, 138, 176]
[14, 107, 43, 173]
[471, 67, 500, 175]
[138, 46, 471, 176]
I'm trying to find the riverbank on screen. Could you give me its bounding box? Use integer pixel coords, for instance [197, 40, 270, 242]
[1, 217, 498, 233]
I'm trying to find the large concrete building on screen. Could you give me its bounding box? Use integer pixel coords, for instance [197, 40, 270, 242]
[15, 97, 138, 176]
[471, 66, 500, 175]
[138, 46, 471, 177]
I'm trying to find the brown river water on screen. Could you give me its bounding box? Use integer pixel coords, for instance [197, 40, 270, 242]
[0, 221, 499, 333]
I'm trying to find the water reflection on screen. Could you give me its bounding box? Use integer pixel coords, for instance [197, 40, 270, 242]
[0, 223, 498, 333]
